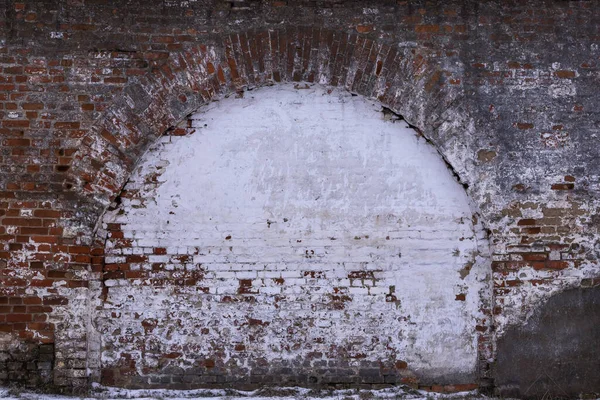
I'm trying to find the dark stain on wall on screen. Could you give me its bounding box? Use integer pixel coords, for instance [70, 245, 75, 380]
[495, 286, 600, 398]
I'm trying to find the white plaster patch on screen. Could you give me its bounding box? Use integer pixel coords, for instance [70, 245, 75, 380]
[99, 84, 490, 384]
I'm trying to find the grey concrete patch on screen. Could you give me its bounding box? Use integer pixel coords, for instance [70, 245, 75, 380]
[495, 286, 600, 398]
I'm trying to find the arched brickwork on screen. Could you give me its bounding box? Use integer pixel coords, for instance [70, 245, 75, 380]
[66, 28, 475, 235]
[90, 84, 492, 389]
[62, 27, 494, 390]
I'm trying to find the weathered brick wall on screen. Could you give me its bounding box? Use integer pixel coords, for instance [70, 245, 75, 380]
[0, 0, 598, 396]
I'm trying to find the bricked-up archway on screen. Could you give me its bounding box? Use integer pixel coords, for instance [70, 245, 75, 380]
[93, 84, 491, 388]
[64, 27, 495, 389]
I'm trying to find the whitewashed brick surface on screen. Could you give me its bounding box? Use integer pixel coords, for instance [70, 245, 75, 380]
[98, 85, 490, 384]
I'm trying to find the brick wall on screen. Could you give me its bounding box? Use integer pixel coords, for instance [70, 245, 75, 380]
[0, 0, 599, 396]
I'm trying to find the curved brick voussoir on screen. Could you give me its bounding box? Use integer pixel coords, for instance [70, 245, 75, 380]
[68, 49, 228, 212]
[95, 84, 491, 389]
[63, 26, 486, 390]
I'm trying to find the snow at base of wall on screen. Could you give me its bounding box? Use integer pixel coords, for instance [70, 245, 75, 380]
[0, 385, 496, 400]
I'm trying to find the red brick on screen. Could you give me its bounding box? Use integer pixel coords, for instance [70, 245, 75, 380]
[551, 183, 574, 190]
[54, 121, 80, 129]
[6, 313, 32, 322]
[356, 25, 373, 34]
[516, 122, 534, 130]
[22, 102, 43, 110]
[554, 70, 576, 79]
[517, 219, 536, 226]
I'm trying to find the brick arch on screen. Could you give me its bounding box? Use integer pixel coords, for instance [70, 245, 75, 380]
[63, 27, 494, 389]
[66, 27, 476, 242]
